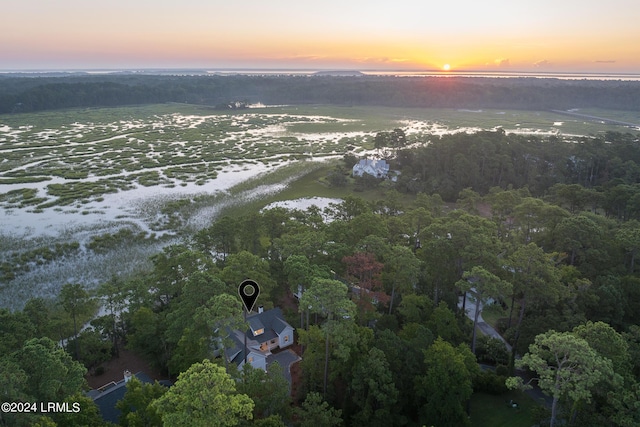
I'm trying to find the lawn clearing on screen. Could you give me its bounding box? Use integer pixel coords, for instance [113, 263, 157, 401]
[481, 302, 510, 330]
[470, 390, 538, 427]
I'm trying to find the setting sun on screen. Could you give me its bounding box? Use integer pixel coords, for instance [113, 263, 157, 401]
[1, 0, 639, 72]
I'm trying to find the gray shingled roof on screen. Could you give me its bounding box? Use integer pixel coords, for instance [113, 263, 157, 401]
[225, 308, 294, 366]
[244, 307, 292, 344]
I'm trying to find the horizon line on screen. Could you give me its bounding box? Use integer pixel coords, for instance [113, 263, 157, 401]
[2, 67, 640, 75]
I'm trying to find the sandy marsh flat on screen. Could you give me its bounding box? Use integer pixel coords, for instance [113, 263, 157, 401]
[0, 106, 376, 232]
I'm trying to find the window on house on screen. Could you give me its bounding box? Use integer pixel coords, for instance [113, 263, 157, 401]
[284, 335, 289, 342]
[252, 328, 264, 336]
[248, 357, 254, 363]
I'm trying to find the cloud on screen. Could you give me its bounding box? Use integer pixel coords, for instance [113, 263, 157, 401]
[534, 59, 551, 67]
[358, 57, 413, 65]
[594, 60, 616, 63]
[359, 57, 391, 64]
[494, 58, 510, 67]
[285, 55, 326, 62]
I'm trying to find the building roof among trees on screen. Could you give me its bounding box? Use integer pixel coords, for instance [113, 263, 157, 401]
[88, 371, 171, 424]
[352, 159, 390, 178]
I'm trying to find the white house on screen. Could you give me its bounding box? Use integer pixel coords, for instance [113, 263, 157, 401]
[352, 159, 390, 178]
[225, 307, 294, 371]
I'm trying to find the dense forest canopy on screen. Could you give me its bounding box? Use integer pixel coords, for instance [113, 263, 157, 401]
[2, 73, 640, 113]
[394, 130, 640, 201]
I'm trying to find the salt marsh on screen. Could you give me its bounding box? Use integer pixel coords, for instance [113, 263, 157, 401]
[0, 103, 634, 308]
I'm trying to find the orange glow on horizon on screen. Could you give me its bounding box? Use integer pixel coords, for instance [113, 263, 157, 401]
[2, 9, 636, 72]
[2, 0, 639, 72]
[7, 35, 639, 73]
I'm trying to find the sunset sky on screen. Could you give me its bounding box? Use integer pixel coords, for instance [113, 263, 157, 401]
[3, 0, 639, 72]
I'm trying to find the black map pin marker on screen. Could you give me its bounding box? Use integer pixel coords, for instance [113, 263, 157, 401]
[238, 279, 260, 313]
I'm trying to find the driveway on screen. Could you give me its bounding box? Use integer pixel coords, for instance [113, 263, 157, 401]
[458, 295, 512, 352]
[460, 295, 552, 407]
[266, 349, 301, 385]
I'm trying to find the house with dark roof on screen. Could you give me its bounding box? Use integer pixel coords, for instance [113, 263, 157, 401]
[87, 370, 172, 424]
[352, 159, 390, 178]
[225, 307, 295, 371]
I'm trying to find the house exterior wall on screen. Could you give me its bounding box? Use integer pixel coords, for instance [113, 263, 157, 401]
[242, 351, 267, 371]
[352, 159, 389, 178]
[278, 327, 294, 348]
[260, 339, 280, 352]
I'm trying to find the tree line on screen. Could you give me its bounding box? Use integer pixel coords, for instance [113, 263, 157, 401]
[391, 130, 640, 208]
[2, 74, 640, 114]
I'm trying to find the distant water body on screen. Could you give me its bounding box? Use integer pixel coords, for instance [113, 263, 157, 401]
[3, 69, 640, 81]
[201, 69, 640, 81]
[198, 69, 640, 81]
[217, 69, 640, 81]
[366, 70, 640, 81]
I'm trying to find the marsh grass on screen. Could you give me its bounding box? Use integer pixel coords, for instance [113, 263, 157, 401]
[4, 103, 633, 211]
[0, 188, 48, 208]
[563, 108, 640, 125]
[0, 176, 52, 184]
[282, 105, 636, 136]
[0, 240, 160, 309]
[211, 159, 415, 220]
[150, 160, 333, 232]
[0, 241, 80, 281]
[0, 218, 170, 309]
[1, 103, 637, 308]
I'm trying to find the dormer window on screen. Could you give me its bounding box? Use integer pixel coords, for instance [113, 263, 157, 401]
[249, 318, 265, 336]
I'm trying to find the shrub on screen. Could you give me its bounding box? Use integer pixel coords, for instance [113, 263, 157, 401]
[473, 370, 509, 395]
[475, 335, 509, 365]
[495, 364, 509, 377]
